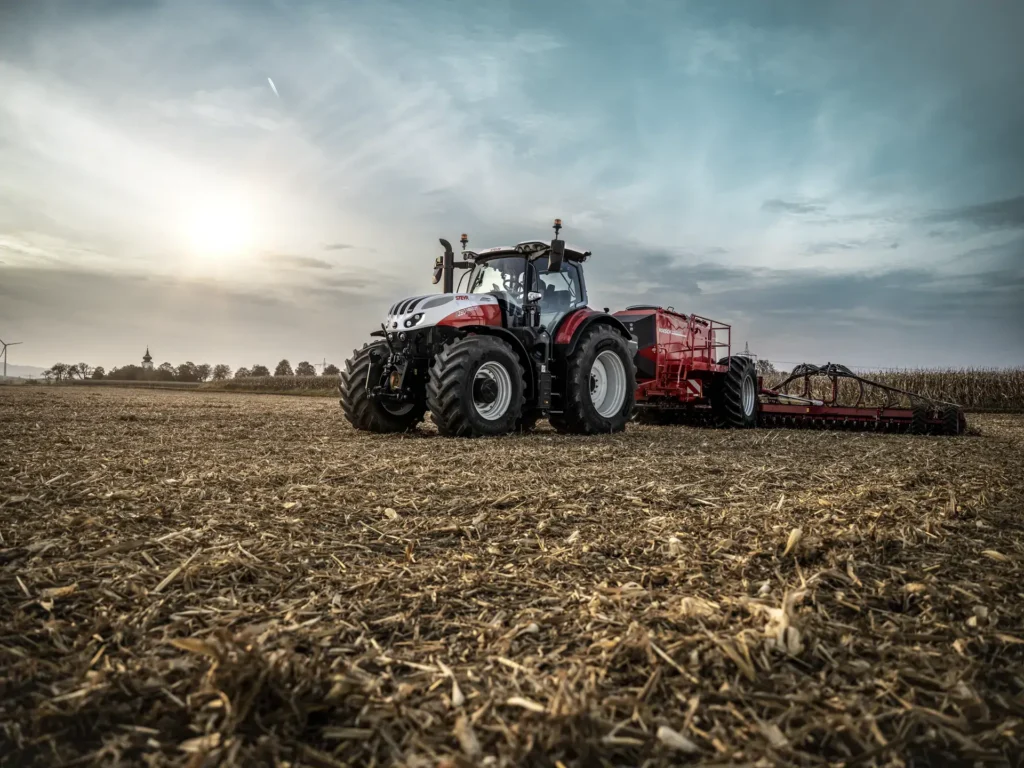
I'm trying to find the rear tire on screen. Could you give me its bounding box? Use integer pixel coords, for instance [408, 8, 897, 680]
[555, 325, 636, 435]
[427, 335, 525, 437]
[710, 356, 758, 428]
[340, 342, 425, 433]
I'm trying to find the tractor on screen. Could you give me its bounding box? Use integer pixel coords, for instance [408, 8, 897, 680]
[339, 220, 639, 437]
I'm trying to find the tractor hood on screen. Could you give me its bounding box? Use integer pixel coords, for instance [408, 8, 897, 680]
[384, 292, 502, 334]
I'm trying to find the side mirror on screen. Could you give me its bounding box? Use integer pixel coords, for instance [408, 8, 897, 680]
[432, 256, 442, 285]
[549, 239, 565, 272]
[527, 291, 543, 304]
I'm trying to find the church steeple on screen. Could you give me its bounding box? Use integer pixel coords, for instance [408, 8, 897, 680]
[142, 346, 153, 369]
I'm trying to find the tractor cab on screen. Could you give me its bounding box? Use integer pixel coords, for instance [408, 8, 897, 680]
[455, 240, 590, 333]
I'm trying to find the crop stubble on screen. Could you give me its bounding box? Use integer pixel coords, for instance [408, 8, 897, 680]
[1, 387, 1022, 767]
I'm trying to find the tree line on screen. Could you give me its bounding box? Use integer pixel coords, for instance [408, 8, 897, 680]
[43, 356, 773, 383]
[42, 359, 341, 382]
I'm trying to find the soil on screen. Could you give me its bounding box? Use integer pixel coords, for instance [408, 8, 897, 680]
[2, 387, 1022, 767]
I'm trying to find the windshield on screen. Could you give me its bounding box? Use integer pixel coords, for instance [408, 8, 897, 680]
[466, 255, 527, 303]
[463, 252, 585, 329]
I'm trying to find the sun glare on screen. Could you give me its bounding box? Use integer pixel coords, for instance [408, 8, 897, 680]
[183, 197, 256, 260]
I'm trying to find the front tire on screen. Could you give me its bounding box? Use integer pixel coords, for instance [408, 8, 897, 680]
[553, 325, 635, 435]
[427, 335, 526, 437]
[710, 355, 758, 428]
[340, 342, 425, 433]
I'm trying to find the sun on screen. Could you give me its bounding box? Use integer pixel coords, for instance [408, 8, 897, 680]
[183, 197, 256, 260]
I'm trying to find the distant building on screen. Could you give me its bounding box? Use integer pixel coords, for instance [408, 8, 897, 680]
[142, 347, 153, 370]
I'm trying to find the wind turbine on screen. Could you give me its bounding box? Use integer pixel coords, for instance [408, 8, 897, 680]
[0, 338, 23, 379]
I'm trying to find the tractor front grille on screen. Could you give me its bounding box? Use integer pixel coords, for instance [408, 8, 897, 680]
[388, 295, 432, 318]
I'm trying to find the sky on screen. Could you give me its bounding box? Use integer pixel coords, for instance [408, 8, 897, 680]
[1, 0, 1022, 373]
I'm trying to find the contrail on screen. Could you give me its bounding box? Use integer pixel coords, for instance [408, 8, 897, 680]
[267, 77, 279, 98]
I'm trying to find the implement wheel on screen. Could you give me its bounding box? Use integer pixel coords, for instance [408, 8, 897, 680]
[427, 335, 526, 437]
[340, 342, 425, 433]
[710, 356, 758, 428]
[942, 405, 966, 436]
[909, 405, 929, 435]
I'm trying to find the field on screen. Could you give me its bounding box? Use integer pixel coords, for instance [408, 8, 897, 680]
[2, 387, 1023, 767]
[200, 368, 1024, 412]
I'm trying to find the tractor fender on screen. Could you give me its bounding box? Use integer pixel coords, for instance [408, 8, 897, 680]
[553, 309, 634, 358]
[445, 325, 536, 401]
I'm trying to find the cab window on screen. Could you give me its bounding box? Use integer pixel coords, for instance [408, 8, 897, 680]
[532, 256, 583, 328]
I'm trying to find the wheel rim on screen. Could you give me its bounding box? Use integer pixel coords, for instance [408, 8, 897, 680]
[741, 375, 756, 417]
[473, 361, 513, 421]
[590, 350, 627, 418]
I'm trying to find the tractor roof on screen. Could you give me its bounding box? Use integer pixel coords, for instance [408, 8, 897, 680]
[465, 240, 592, 262]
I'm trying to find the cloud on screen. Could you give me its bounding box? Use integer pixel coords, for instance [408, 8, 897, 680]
[762, 199, 828, 215]
[321, 275, 372, 289]
[268, 254, 334, 270]
[605, 244, 1020, 324]
[587, 241, 1023, 367]
[923, 195, 1024, 230]
[804, 240, 859, 255]
[803, 239, 900, 256]
[1, 0, 1022, 367]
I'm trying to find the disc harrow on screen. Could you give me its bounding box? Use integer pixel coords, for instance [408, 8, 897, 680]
[758, 363, 966, 435]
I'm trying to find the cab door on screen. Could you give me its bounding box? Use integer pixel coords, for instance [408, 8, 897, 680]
[533, 256, 585, 333]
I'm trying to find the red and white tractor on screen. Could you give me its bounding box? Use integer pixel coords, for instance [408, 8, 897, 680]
[340, 220, 639, 437]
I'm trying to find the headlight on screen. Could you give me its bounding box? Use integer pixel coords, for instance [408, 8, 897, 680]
[404, 313, 424, 328]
